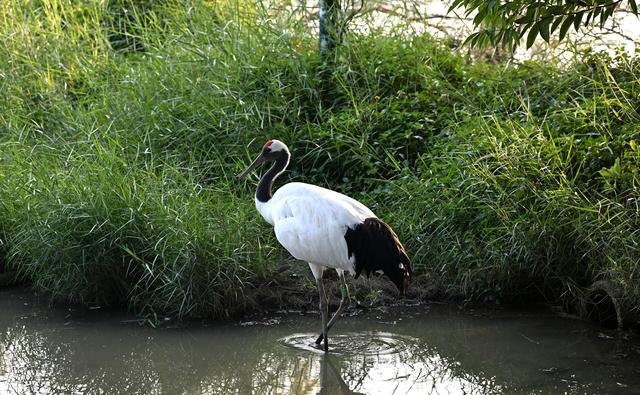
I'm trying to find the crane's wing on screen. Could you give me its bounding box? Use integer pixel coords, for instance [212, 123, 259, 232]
[270, 184, 373, 271]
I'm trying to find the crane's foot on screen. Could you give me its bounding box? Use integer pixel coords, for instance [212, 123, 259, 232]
[314, 334, 328, 350]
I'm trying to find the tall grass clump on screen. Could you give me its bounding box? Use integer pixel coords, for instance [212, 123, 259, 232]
[376, 53, 640, 325]
[0, 136, 274, 318]
[0, 1, 287, 318]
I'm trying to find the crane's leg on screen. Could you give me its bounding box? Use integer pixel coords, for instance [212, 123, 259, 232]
[316, 276, 329, 352]
[315, 271, 350, 345]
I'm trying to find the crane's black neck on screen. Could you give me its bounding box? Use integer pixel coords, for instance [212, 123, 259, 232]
[256, 151, 290, 203]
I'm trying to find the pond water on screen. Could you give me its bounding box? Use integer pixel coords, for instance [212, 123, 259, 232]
[1, 288, 639, 394]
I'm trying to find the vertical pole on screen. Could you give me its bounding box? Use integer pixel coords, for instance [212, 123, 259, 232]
[319, 0, 338, 107]
[319, 0, 338, 63]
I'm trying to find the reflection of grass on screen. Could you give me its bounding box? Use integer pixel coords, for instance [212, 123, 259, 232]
[1, 327, 77, 394]
[0, 1, 638, 324]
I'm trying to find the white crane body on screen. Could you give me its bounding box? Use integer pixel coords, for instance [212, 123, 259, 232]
[256, 182, 374, 276]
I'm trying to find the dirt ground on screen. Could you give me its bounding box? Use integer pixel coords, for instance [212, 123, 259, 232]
[234, 259, 443, 319]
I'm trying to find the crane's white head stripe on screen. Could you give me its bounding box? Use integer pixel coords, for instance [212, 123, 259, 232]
[265, 139, 287, 152]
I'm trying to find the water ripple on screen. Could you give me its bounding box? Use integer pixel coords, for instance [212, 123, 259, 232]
[278, 331, 419, 356]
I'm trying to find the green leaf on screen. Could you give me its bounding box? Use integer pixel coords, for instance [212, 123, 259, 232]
[526, 23, 539, 49]
[515, 14, 533, 25]
[559, 16, 573, 41]
[473, 7, 488, 26]
[519, 22, 533, 39]
[524, 4, 538, 19]
[573, 11, 584, 31]
[539, 17, 552, 42]
[547, 5, 564, 15]
[601, 4, 616, 27]
[551, 16, 563, 34]
[447, 0, 465, 13]
[584, 10, 593, 25]
[462, 31, 482, 47]
[630, 0, 638, 15]
[503, 29, 517, 51]
[478, 31, 490, 47]
[485, 28, 496, 45]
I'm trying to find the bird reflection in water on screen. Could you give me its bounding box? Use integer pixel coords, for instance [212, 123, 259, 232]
[256, 351, 367, 395]
[317, 354, 366, 395]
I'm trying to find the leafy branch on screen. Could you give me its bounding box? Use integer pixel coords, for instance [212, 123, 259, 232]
[448, 0, 639, 49]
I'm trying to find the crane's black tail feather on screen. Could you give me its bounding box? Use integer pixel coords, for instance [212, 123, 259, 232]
[344, 218, 412, 294]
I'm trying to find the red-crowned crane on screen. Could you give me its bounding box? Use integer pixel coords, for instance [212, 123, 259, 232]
[239, 139, 412, 351]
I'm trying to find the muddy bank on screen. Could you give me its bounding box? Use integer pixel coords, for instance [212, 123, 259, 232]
[233, 259, 441, 316]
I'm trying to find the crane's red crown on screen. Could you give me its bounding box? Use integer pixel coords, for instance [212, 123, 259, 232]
[264, 140, 273, 148]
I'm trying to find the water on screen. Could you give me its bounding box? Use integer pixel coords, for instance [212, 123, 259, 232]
[1, 289, 639, 394]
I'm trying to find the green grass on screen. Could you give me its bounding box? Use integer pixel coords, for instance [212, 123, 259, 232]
[0, 136, 275, 318]
[0, 0, 638, 325]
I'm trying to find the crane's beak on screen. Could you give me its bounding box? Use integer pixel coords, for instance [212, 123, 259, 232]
[237, 154, 266, 179]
